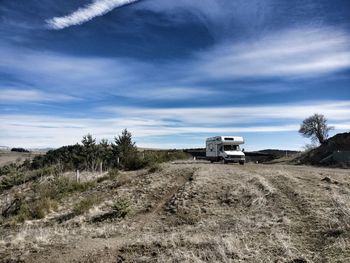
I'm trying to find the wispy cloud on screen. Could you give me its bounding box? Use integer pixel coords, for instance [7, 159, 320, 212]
[196, 27, 350, 79]
[0, 45, 140, 97]
[136, 0, 274, 39]
[47, 0, 140, 30]
[0, 89, 79, 103]
[1, 27, 349, 105]
[116, 87, 217, 100]
[0, 115, 298, 148]
[1, 101, 349, 148]
[102, 100, 350, 125]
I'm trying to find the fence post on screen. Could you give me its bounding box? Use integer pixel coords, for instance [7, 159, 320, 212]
[100, 162, 103, 174]
[76, 169, 80, 182]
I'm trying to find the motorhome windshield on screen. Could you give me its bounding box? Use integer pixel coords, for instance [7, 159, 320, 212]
[223, 145, 240, 151]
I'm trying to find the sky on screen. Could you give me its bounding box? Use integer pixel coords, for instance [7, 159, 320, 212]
[0, 0, 350, 150]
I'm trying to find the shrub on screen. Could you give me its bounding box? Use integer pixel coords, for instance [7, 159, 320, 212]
[3, 176, 95, 222]
[96, 175, 110, 183]
[73, 195, 100, 215]
[97, 169, 119, 183]
[30, 198, 58, 219]
[124, 155, 147, 170]
[112, 198, 131, 219]
[35, 176, 96, 200]
[108, 168, 119, 180]
[15, 198, 58, 222]
[148, 163, 162, 173]
[0, 165, 59, 191]
[143, 150, 190, 166]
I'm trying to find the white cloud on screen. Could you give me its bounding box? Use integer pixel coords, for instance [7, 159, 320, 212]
[136, 0, 274, 39]
[196, 27, 350, 79]
[2, 27, 349, 104]
[102, 101, 350, 125]
[1, 101, 349, 148]
[0, 46, 142, 97]
[47, 0, 140, 30]
[0, 115, 297, 148]
[0, 89, 79, 103]
[116, 87, 217, 100]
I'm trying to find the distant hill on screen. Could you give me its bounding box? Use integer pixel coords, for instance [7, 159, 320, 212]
[245, 149, 299, 163]
[258, 149, 300, 156]
[11, 148, 30, 153]
[28, 148, 55, 153]
[184, 148, 300, 163]
[296, 132, 350, 167]
[0, 146, 10, 151]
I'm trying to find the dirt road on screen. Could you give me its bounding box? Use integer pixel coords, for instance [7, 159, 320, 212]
[1, 162, 350, 262]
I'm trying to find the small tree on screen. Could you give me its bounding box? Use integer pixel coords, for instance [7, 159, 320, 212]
[82, 134, 97, 171]
[99, 139, 112, 170]
[113, 129, 138, 169]
[299, 114, 334, 145]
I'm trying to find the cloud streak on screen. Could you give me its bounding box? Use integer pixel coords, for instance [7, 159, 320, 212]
[0, 89, 79, 103]
[197, 27, 350, 79]
[1, 26, 349, 104]
[102, 101, 350, 125]
[47, 0, 140, 30]
[1, 101, 349, 148]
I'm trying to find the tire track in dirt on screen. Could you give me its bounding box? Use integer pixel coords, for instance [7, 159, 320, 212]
[131, 167, 196, 230]
[267, 173, 329, 262]
[26, 167, 196, 263]
[8, 163, 349, 263]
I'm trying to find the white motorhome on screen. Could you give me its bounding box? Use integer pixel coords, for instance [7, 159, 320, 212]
[206, 136, 245, 164]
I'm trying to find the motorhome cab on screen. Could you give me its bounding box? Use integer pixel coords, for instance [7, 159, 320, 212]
[206, 136, 245, 165]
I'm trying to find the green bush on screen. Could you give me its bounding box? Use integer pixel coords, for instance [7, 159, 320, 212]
[0, 163, 18, 176]
[97, 169, 119, 183]
[3, 176, 94, 222]
[0, 164, 60, 192]
[35, 176, 96, 200]
[148, 163, 162, 173]
[142, 150, 190, 166]
[112, 198, 131, 218]
[15, 198, 58, 222]
[124, 155, 147, 170]
[73, 195, 100, 215]
[108, 168, 119, 180]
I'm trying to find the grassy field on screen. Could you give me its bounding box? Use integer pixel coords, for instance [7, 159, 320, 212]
[1, 161, 349, 262]
[0, 151, 42, 167]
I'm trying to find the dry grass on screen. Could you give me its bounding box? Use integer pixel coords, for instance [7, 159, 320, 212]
[0, 151, 42, 167]
[1, 162, 349, 262]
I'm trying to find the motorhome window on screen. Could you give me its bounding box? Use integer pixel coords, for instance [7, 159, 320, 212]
[224, 138, 234, 141]
[224, 145, 239, 151]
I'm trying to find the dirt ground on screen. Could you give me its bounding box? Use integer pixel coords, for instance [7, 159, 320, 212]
[1, 161, 350, 263]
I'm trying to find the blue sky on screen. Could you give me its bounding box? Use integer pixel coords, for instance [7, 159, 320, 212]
[0, 0, 350, 150]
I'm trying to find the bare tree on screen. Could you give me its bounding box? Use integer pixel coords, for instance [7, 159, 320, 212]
[299, 114, 334, 145]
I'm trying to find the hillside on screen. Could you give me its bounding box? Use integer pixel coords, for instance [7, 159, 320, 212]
[296, 132, 350, 167]
[1, 161, 349, 262]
